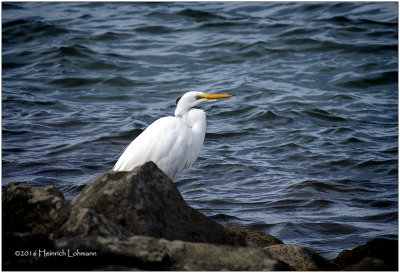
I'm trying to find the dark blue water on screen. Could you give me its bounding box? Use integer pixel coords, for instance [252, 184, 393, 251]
[2, 2, 398, 259]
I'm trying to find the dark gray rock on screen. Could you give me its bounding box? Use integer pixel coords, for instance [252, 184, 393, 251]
[56, 206, 131, 239]
[55, 235, 170, 270]
[342, 257, 387, 271]
[2, 168, 291, 271]
[224, 225, 283, 248]
[10, 162, 393, 271]
[4, 231, 290, 271]
[263, 244, 339, 271]
[334, 238, 398, 271]
[54, 235, 290, 271]
[2, 182, 132, 240]
[72, 161, 245, 246]
[2, 232, 56, 270]
[163, 237, 290, 271]
[2, 183, 71, 234]
[3, 232, 168, 271]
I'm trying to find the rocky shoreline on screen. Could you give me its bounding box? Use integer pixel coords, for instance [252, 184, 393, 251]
[2, 162, 397, 271]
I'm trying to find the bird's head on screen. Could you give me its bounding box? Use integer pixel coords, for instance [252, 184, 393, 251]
[174, 91, 234, 117]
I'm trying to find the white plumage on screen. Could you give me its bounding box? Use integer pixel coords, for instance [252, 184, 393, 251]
[113, 91, 234, 179]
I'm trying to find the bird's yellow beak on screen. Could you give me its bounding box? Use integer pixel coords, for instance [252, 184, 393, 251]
[196, 94, 234, 101]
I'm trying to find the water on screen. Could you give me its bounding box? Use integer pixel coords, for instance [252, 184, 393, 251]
[2, 2, 398, 259]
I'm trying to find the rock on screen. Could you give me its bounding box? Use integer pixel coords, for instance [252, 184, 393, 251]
[163, 238, 290, 271]
[72, 161, 244, 246]
[263, 244, 339, 271]
[2, 182, 132, 240]
[224, 225, 283, 248]
[2, 169, 289, 271]
[10, 162, 395, 271]
[55, 235, 170, 270]
[2, 232, 56, 271]
[334, 238, 398, 271]
[2, 183, 72, 234]
[56, 235, 290, 271]
[343, 257, 387, 271]
[5, 232, 290, 271]
[56, 206, 131, 239]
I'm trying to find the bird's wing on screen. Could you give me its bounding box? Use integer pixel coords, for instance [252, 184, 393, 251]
[113, 116, 193, 178]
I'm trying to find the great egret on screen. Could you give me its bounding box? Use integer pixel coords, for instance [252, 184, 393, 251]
[113, 91, 234, 179]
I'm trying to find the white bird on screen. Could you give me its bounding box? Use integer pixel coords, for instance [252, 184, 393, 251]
[113, 91, 234, 179]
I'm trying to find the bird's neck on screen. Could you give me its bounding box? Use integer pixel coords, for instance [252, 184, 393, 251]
[181, 108, 206, 137]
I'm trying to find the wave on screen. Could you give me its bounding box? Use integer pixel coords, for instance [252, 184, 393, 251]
[134, 25, 174, 34]
[332, 70, 398, 89]
[178, 8, 227, 21]
[3, 18, 70, 42]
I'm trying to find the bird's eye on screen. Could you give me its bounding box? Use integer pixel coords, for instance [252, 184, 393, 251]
[176, 97, 181, 105]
